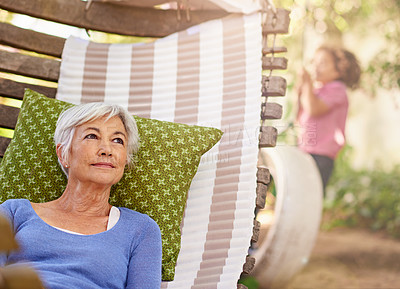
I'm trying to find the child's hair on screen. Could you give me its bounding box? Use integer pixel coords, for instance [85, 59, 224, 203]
[317, 45, 361, 89]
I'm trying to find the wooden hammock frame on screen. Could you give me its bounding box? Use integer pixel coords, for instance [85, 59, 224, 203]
[0, 1, 290, 288]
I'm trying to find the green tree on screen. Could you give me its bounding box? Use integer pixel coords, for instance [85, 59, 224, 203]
[275, 0, 400, 92]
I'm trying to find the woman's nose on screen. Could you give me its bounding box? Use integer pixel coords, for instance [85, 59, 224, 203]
[98, 141, 112, 156]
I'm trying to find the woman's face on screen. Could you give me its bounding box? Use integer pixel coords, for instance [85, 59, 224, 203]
[313, 49, 340, 84]
[63, 116, 128, 187]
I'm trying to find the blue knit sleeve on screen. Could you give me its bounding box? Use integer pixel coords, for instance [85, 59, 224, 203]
[125, 216, 162, 289]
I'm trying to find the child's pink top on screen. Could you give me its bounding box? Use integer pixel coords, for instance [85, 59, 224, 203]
[297, 80, 348, 160]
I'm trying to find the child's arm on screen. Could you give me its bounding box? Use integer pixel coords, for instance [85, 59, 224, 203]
[298, 68, 329, 117]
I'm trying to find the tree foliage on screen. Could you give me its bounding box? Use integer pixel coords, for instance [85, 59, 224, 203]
[274, 0, 400, 92]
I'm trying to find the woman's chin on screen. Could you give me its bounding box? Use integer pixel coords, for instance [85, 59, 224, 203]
[82, 175, 123, 188]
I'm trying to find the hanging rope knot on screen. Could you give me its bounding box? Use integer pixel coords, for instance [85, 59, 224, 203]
[176, 0, 191, 22]
[85, 0, 93, 11]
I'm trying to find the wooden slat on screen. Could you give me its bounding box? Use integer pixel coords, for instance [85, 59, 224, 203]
[262, 56, 288, 70]
[0, 0, 229, 38]
[237, 284, 248, 289]
[242, 256, 256, 274]
[0, 78, 57, 100]
[0, 104, 19, 130]
[261, 102, 283, 120]
[0, 50, 60, 82]
[262, 8, 290, 34]
[262, 76, 287, 97]
[262, 46, 287, 55]
[256, 183, 268, 209]
[0, 136, 12, 158]
[259, 126, 278, 148]
[256, 167, 271, 185]
[0, 22, 65, 58]
[252, 220, 261, 243]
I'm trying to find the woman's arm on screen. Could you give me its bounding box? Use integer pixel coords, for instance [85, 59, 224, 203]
[126, 218, 162, 289]
[298, 68, 330, 117]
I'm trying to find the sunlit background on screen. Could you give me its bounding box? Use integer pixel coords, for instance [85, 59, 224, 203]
[266, 0, 400, 238]
[1, 0, 400, 251]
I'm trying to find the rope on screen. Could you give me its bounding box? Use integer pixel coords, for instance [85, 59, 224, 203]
[264, 0, 277, 14]
[260, 1, 278, 128]
[176, 0, 191, 22]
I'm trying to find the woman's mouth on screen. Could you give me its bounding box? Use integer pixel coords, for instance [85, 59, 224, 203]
[92, 162, 115, 168]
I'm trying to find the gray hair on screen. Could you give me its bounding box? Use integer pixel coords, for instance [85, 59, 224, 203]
[54, 103, 140, 176]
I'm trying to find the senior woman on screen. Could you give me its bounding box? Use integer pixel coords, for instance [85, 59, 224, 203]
[0, 103, 162, 289]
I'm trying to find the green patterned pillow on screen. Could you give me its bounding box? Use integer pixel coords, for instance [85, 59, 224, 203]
[0, 89, 223, 281]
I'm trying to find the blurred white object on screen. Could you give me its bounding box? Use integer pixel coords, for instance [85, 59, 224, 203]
[252, 146, 323, 289]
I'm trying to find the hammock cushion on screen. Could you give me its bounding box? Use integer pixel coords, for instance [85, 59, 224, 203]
[0, 89, 223, 280]
[56, 13, 262, 288]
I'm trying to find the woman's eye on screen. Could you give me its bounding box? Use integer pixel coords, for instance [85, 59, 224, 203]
[85, 133, 97, 139]
[113, 138, 124, 145]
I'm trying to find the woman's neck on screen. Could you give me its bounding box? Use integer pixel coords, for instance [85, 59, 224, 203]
[54, 183, 112, 217]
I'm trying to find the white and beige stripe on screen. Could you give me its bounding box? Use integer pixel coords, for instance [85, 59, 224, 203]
[57, 13, 262, 289]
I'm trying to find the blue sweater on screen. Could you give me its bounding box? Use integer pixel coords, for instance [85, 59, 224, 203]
[0, 199, 162, 289]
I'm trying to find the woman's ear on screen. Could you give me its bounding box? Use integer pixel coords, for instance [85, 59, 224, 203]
[56, 144, 68, 168]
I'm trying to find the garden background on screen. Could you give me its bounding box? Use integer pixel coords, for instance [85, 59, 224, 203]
[269, 0, 400, 238]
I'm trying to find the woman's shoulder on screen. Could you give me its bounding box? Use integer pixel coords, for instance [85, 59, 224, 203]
[0, 199, 31, 222]
[118, 207, 160, 232]
[119, 207, 156, 223]
[1, 198, 30, 210]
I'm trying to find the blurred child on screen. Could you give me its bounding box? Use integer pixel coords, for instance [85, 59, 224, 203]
[296, 45, 361, 191]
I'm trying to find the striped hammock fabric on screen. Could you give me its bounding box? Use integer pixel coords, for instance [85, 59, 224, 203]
[56, 13, 262, 289]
